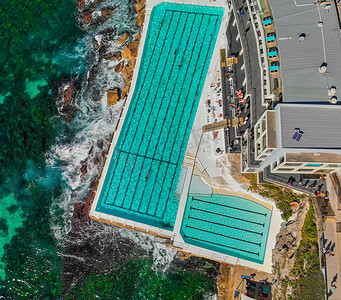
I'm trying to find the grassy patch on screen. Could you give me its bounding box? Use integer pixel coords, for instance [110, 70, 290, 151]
[245, 174, 305, 220]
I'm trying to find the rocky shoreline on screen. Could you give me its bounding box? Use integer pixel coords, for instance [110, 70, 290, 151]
[59, 0, 145, 122]
[271, 199, 310, 299]
[60, 0, 146, 227]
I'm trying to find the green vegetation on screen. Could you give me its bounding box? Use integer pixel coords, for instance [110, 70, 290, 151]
[67, 260, 217, 300]
[6, 204, 18, 214]
[0, 0, 82, 297]
[0, 0, 83, 175]
[0, 181, 63, 298]
[290, 202, 325, 300]
[0, 218, 8, 236]
[247, 174, 305, 220]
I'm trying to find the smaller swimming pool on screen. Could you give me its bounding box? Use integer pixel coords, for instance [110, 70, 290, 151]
[180, 194, 272, 264]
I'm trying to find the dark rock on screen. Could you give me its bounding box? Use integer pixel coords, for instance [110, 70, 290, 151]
[115, 51, 122, 61]
[123, 40, 139, 60]
[88, 146, 94, 156]
[58, 81, 81, 123]
[88, 65, 98, 85]
[118, 32, 129, 45]
[107, 88, 120, 106]
[90, 178, 98, 190]
[97, 139, 104, 149]
[115, 61, 124, 73]
[121, 64, 134, 81]
[71, 203, 91, 231]
[100, 7, 116, 22]
[80, 164, 87, 176]
[94, 156, 101, 165]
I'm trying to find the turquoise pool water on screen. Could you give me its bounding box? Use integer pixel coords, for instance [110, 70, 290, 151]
[95, 3, 224, 229]
[180, 194, 272, 263]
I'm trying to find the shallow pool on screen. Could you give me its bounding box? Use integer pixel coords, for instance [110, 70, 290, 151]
[180, 194, 272, 263]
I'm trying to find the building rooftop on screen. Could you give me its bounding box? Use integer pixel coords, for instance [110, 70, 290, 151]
[269, 0, 341, 103]
[278, 104, 341, 149]
[286, 152, 341, 163]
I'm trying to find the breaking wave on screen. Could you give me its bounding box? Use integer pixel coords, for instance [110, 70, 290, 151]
[46, 0, 177, 273]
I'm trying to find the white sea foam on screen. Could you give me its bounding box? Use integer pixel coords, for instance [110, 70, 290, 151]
[46, 0, 177, 271]
[118, 228, 178, 271]
[218, 156, 281, 206]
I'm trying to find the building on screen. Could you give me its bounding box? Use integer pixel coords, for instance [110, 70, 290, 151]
[242, 0, 341, 179]
[254, 104, 341, 175]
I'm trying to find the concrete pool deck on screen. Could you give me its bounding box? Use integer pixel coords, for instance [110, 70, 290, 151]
[90, 0, 283, 273]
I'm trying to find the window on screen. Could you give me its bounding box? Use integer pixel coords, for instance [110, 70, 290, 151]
[274, 78, 279, 90]
[276, 168, 295, 172]
[262, 135, 267, 150]
[256, 125, 261, 139]
[314, 169, 331, 173]
[279, 156, 284, 165]
[284, 163, 302, 167]
[262, 118, 266, 132]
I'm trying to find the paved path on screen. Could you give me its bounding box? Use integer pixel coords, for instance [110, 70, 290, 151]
[222, 13, 249, 153]
[222, 0, 265, 164]
[232, 0, 264, 125]
[322, 220, 341, 299]
[318, 176, 341, 299]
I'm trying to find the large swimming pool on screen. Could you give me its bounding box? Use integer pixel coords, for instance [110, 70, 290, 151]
[95, 3, 224, 229]
[180, 194, 272, 263]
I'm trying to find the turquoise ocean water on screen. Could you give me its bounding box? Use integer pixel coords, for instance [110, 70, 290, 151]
[0, 0, 219, 298]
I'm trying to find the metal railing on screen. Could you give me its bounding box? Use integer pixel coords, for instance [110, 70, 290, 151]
[262, 166, 317, 195]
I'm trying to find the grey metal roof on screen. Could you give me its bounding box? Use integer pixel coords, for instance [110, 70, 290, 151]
[279, 104, 341, 149]
[269, 0, 341, 103]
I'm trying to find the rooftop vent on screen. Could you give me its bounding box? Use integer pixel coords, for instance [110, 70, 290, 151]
[329, 86, 337, 96]
[330, 96, 338, 104]
[299, 33, 306, 41]
[319, 62, 327, 73]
